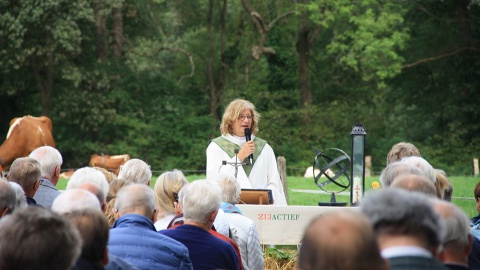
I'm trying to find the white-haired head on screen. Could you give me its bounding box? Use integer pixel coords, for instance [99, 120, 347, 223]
[400, 156, 436, 184]
[29, 146, 62, 181]
[52, 189, 102, 214]
[118, 159, 152, 185]
[66, 167, 109, 198]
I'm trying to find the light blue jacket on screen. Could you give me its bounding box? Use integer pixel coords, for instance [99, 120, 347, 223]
[109, 214, 193, 270]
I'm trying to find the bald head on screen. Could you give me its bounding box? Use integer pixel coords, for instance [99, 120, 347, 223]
[391, 174, 437, 197]
[52, 189, 102, 214]
[298, 210, 387, 270]
[77, 182, 106, 206]
[114, 184, 155, 218]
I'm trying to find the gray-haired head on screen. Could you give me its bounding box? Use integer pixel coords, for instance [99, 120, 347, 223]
[52, 189, 102, 214]
[114, 184, 155, 218]
[215, 173, 241, 204]
[8, 182, 27, 211]
[29, 146, 62, 180]
[63, 208, 109, 264]
[9, 157, 41, 191]
[117, 159, 152, 185]
[0, 207, 81, 270]
[401, 156, 436, 184]
[0, 178, 17, 215]
[379, 161, 424, 187]
[180, 179, 221, 224]
[433, 200, 471, 250]
[360, 188, 444, 251]
[66, 167, 109, 199]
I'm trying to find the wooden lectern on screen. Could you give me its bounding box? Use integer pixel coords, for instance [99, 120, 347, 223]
[239, 189, 273, 205]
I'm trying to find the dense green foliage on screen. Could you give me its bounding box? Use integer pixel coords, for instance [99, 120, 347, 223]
[1, 0, 479, 176]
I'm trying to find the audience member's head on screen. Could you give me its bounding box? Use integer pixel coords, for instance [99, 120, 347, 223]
[0, 207, 81, 270]
[114, 184, 156, 220]
[154, 169, 188, 220]
[66, 167, 109, 199]
[435, 169, 453, 201]
[117, 159, 152, 185]
[8, 157, 42, 197]
[386, 142, 421, 165]
[298, 210, 388, 270]
[433, 200, 473, 265]
[77, 182, 107, 212]
[390, 174, 437, 197]
[475, 181, 480, 214]
[29, 146, 63, 185]
[0, 178, 16, 217]
[379, 161, 423, 187]
[8, 182, 26, 211]
[401, 156, 436, 183]
[216, 173, 241, 204]
[106, 178, 130, 226]
[52, 189, 101, 214]
[360, 188, 445, 254]
[180, 179, 221, 225]
[64, 209, 110, 266]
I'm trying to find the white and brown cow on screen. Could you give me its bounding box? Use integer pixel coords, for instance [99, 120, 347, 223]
[0, 115, 55, 172]
[89, 154, 131, 176]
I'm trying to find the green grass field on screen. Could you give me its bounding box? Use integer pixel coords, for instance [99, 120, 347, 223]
[57, 174, 480, 218]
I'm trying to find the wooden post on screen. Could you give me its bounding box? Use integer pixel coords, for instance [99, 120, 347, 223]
[474, 158, 479, 176]
[277, 156, 288, 204]
[365, 155, 372, 177]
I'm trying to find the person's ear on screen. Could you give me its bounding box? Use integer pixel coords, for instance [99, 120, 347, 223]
[113, 208, 120, 219]
[33, 180, 40, 191]
[101, 247, 109, 266]
[54, 165, 60, 178]
[1, 207, 11, 217]
[151, 209, 157, 223]
[209, 210, 218, 222]
[467, 234, 474, 255]
[174, 202, 182, 215]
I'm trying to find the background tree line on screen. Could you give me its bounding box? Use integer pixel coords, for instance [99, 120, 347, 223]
[1, 0, 479, 176]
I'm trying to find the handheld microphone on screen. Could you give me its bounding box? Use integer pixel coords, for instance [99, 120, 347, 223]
[244, 128, 254, 165]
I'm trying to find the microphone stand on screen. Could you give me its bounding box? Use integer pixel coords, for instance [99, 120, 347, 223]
[222, 149, 245, 178]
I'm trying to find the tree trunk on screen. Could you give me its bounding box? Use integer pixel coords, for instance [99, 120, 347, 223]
[207, 0, 228, 121]
[112, 5, 123, 59]
[455, 0, 470, 47]
[31, 56, 53, 116]
[297, 23, 311, 109]
[94, 1, 107, 60]
[207, 0, 219, 120]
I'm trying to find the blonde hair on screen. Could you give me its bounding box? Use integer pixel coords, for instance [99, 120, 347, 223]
[153, 170, 188, 220]
[435, 169, 452, 200]
[386, 142, 421, 165]
[105, 178, 130, 226]
[93, 167, 117, 184]
[220, 99, 260, 135]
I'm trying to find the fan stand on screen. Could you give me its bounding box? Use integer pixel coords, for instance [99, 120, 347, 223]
[318, 192, 347, 207]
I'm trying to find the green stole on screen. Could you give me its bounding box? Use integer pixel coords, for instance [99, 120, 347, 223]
[212, 136, 267, 176]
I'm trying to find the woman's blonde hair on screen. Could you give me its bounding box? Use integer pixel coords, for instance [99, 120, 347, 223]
[220, 99, 260, 135]
[105, 178, 130, 226]
[153, 169, 188, 220]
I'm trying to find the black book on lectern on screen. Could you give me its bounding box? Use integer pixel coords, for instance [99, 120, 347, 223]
[239, 189, 273, 205]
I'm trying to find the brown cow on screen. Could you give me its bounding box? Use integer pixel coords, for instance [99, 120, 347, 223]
[89, 154, 131, 176]
[0, 116, 55, 172]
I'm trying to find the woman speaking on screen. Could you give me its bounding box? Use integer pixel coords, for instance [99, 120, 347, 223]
[206, 99, 287, 205]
